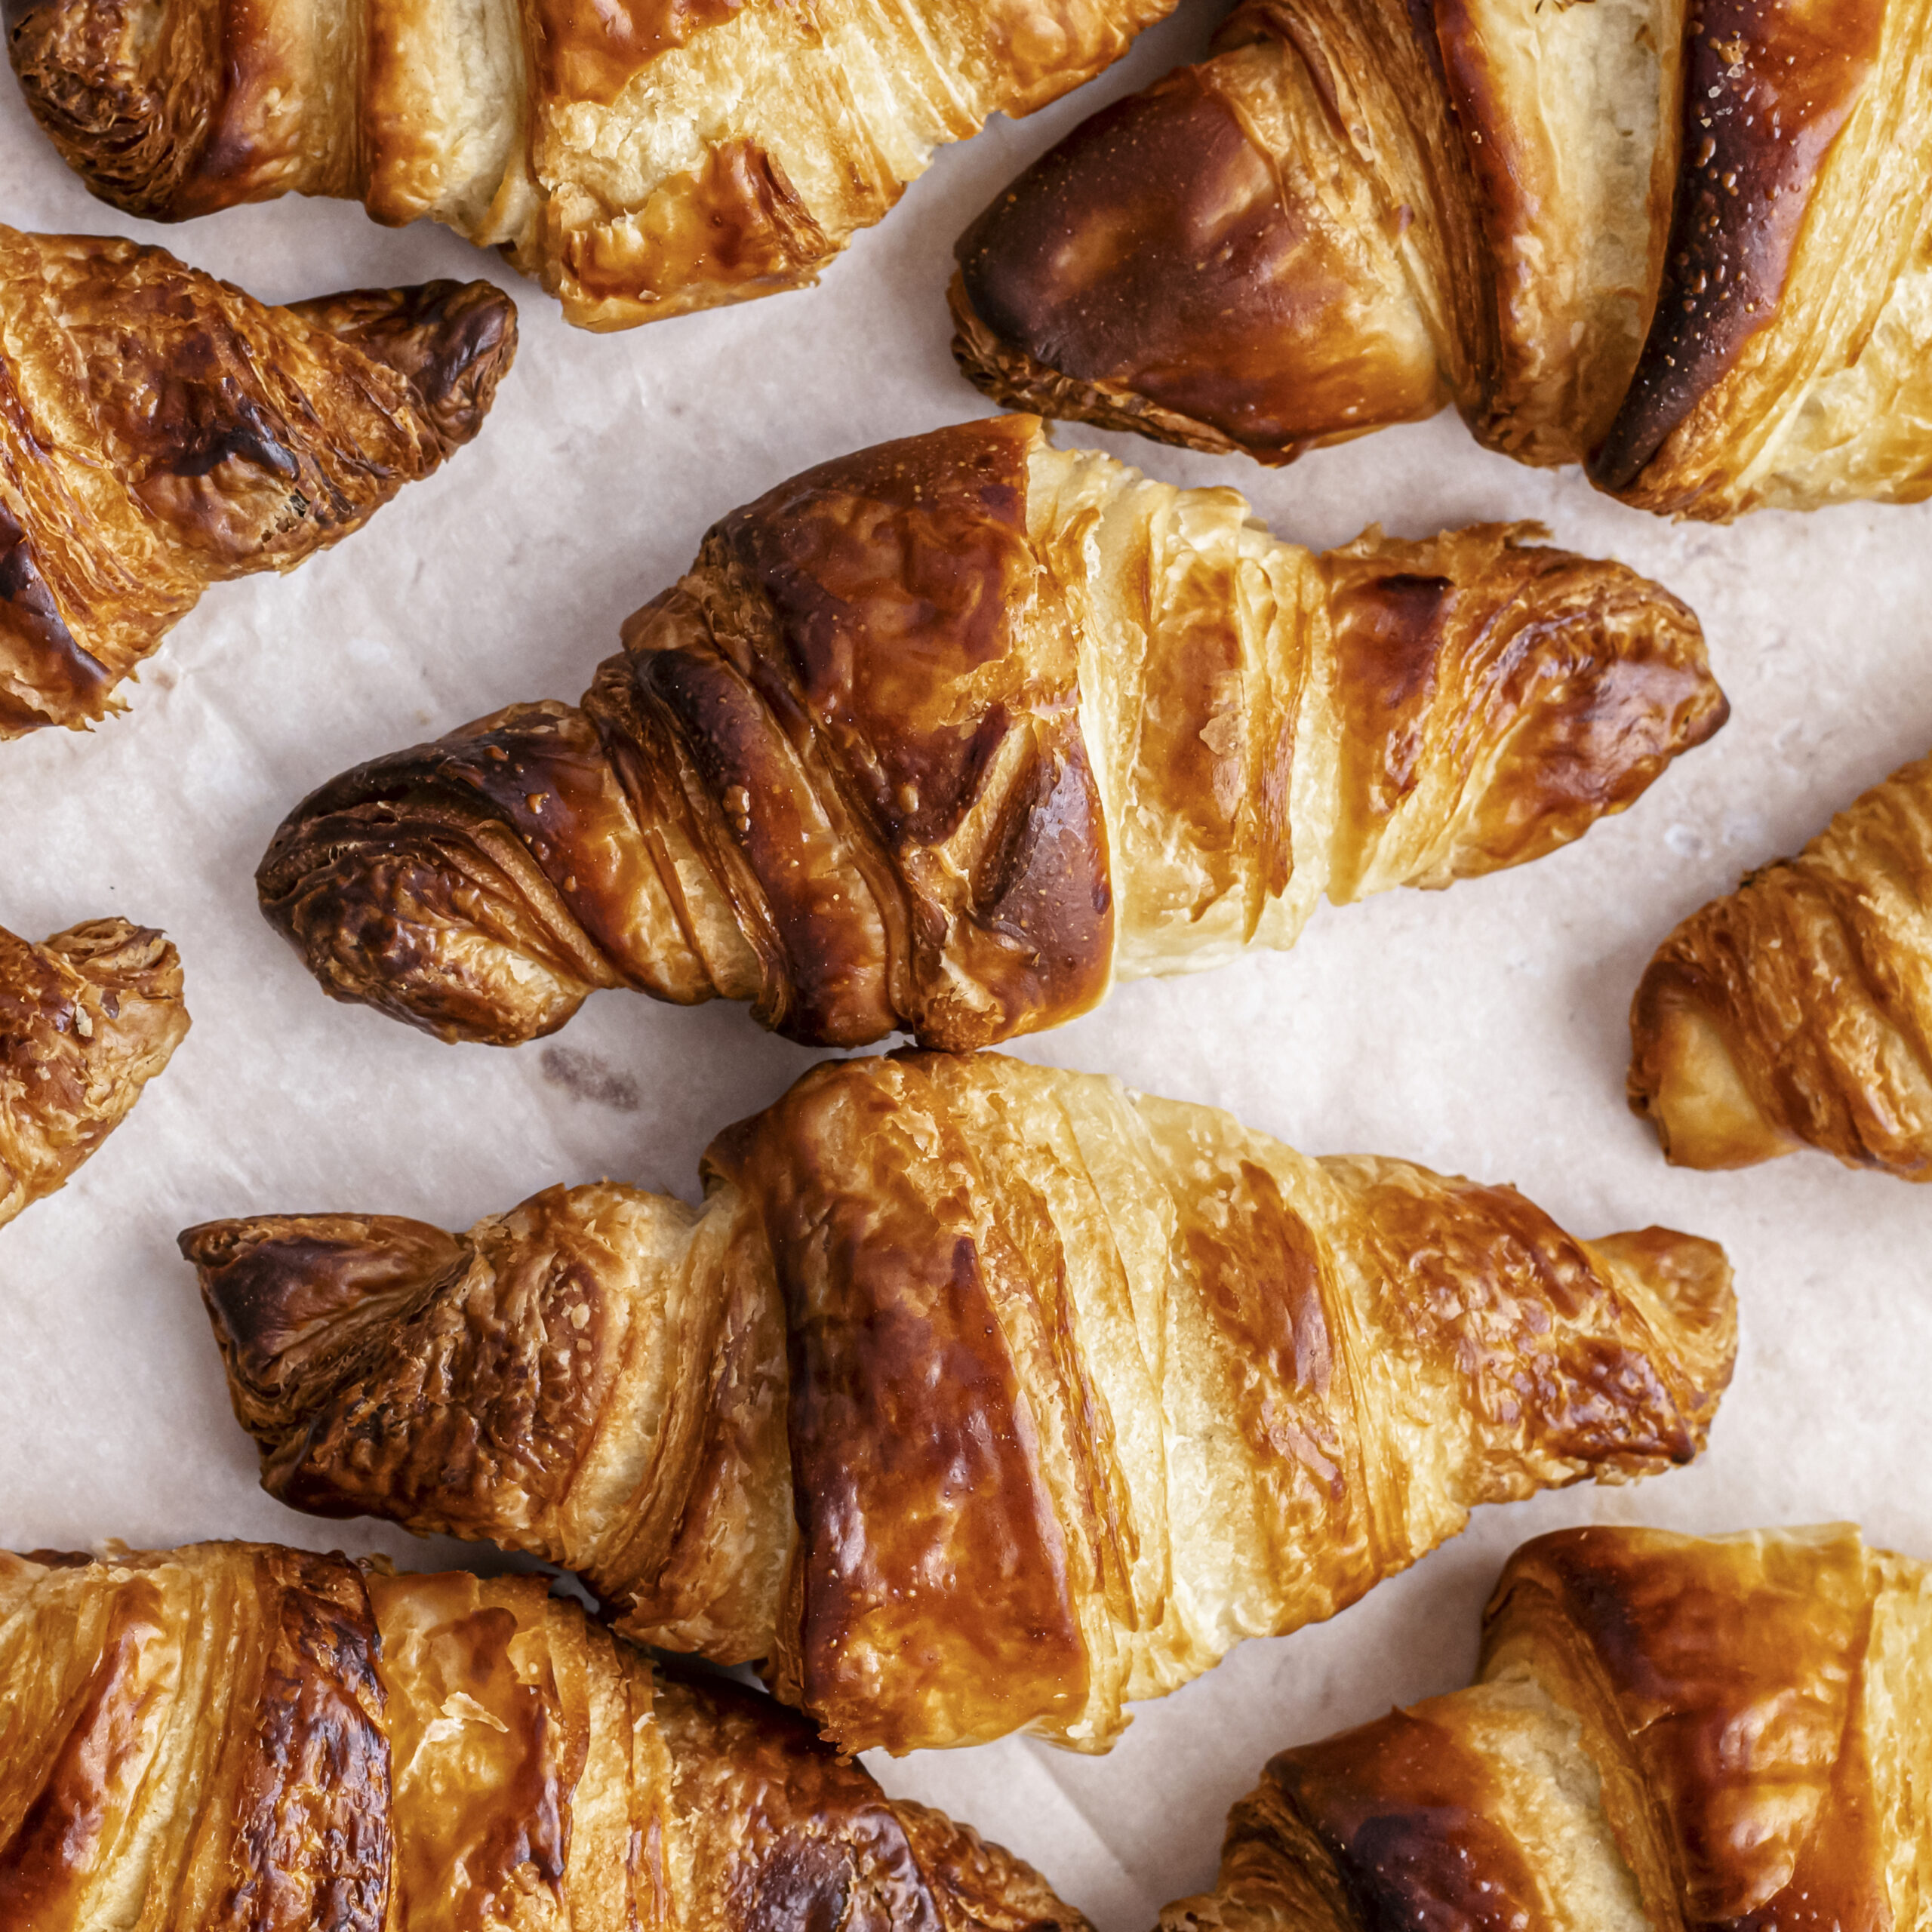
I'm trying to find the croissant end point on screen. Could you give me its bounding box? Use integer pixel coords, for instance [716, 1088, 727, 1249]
[5, 0, 203, 220]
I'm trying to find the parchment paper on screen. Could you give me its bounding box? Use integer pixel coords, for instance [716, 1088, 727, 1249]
[2, 8, 1929, 1919]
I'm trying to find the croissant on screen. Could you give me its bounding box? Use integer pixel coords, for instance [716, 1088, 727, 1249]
[0, 226, 515, 735]
[7, 0, 1177, 330]
[949, 0, 1932, 519]
[0, 1540, 1085, 1932]
[1628, 751, 1932, 1181]
[1156, 1521, 1931, 1930]
[1, 915, 188, 1231]
[180, 1048, 1737, 1756]
[255, 414, 1724, 1054]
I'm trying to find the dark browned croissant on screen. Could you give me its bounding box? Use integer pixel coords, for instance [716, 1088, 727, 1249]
[256, 414, 1724, 1054]
[0, 226, 515, 735]
[180, 1049, 1737, 1756]
[7, 0, 1175, 329]
[0, 1540, 1086, 1932]
[950, 0, 1932, 518]
[1158, 1522, 1930, 1930]
[2, 914, 187, 1229]
[1629, 751, 1932, 1180]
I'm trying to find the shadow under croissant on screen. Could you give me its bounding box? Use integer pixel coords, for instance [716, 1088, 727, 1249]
[180, 1049, 1736, 1757]
[252, 414, 1726, 1056]
[0, 1540, 1090, 1932]
[0, 226, 515, 737]
[1153, 1522, 1922, 1927]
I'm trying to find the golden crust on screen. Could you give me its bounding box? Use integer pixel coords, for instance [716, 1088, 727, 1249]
[182, 1049, 1734, 1755]
[0, 1542, 1090, 1932]
[953, 0, 1932, 516]
[0, 227, 515, 735]
[254, 416, 1724, 1054]
[8, 0, 1177, 328]
[0, 914, 188, 1230]
[1158, 1523, 1932, 1931]
[1628, 751, 1932, 1179]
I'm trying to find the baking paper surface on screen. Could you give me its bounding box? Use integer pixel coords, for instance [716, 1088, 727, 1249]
[2, 8, 1928, 1920]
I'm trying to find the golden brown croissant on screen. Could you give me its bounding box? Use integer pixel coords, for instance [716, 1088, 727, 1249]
[0, 226, 515, 735]
[1629, 751, 1932, 1180]
[180, 1048, 1737, 1757]
[1, 914, 188, 1229]
[7, 0, 1176, 329]
[1157, 1521, 1932, 1930]
[255, 414, 1724, 1053]
[949, 0, 1932, 518]
[0, 1540, 1085, 1932]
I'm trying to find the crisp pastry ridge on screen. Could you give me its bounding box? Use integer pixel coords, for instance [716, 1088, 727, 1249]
[5, 0, 1179, 328]
[0, 225, 515, 736]
[0, 913, 188, 1229]
[1155, 1521, 1932, 1928]
[949, 0, 1932, 519]
[181, 1048, 1735, 1755]
[1629, 749, 1932, 1180]
[0, 1538, 1089, 1931]
[254, 413, 1726, 1053]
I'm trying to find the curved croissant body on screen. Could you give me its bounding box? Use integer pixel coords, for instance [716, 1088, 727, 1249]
[1629, 752, 1932, 1181]
[0, 228, 514, 734]
[181, 1051, 1736, 1756]
[7, 0, 1174, 328]
[951, 0, 1932, 519]
[1, 915, 188, 1229]
[0, 1541, 1085, 1932]
[257, 414, 1724, 1053]
[1158, 1523, 1932, 1930]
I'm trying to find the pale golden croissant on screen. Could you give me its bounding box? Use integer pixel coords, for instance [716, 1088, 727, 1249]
[7, 0, 1176, 330]
[949, 0, 1932, 519]
[1629, 752, 1932, 1181]
[256, 414, 1724, 1053]
[0, 226, 515, 735]
[180, 1049, 1737, 1757]
[1158, 1522, 1930, 1930]
[0, 1541, 1086, 1932]
[1, 915, 188, 1229]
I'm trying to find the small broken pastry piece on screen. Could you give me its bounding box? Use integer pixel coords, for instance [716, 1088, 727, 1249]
[1629, 751, 1932, 1180]
[1156, 1522, 1929, 1929]
[7, 0, 1177, 327]
[0, 1540, 1090, 1932]
[0, 226, 515, 736]
[1, 915, 189, 1230]
[254, 414, 1725, 1054]
[183, 1048, 1736, 1755]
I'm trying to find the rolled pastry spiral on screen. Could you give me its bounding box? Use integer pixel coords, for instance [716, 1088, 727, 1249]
[0, 226, 515, 735]
[0, 1540, 1087, 1932]
[257, 414, 1725, 1054]
[181, 1050, 1737, 1756]
[949, 0, 1932, 518]
[1157, 1522, 1932, 1930]
[1, 915, 188, 1231]
[5, 0, 1176, 329]
[1629, 751, 1932, 1180]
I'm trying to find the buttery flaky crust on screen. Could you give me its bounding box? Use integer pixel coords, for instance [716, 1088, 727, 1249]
[1629, 752, 1932, 1180]
[6, 0, 1176, 329]
[180, 1050, 1736, 1756]
[950, 0, 1932, 518]
[255, 414, 1724, 1054]
[0, 1541, 1087, 1932]
[0, 226, 515, 735]
[1156, 1523, 1932, 1929]
[0, 915, 188, 1229]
